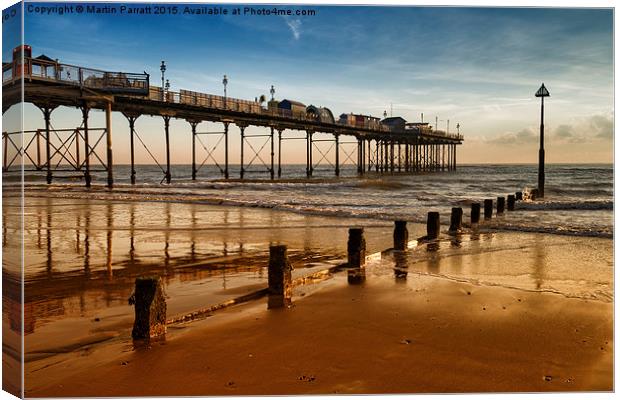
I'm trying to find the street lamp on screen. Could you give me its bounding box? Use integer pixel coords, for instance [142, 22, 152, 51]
[160, 60, 166, 101]
[222, 74, 228, 108]
[456, 123, 460, 136]
[165, 79, 170, 101]
[446, 119, 450, 135]
[535, 83, 550, 198]
[270, 85, 275, 101]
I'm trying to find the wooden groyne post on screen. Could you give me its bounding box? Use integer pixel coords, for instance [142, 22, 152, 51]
[484, 199, 493, 219]
[449, 207, 462, 232]
[268, 245, 293, 309]
[507, 194, 515, 211]
[347, 228, 366, 284]
[515, 191, 523, 201]
[471, 203, 481, 224]
[130, 276, 167, 340]
[497, 196, 505, 214]
[393, 220, 408, 251]
[427, 212, 440, 239]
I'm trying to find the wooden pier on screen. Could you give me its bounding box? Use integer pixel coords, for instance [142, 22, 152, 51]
[2, 56, 463, 187]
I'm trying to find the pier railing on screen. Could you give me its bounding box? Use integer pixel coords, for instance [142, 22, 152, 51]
[2, 58, 150, 95]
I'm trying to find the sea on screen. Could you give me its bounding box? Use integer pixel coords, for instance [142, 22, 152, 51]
[16, 163, 614, 238]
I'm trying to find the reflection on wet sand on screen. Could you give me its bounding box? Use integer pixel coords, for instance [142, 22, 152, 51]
[375, 230, 612, 304]
[6, 196, 395, 351]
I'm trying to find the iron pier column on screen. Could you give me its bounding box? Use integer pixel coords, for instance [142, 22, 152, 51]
[81, 105, 91, 187]
[105, 101, 114, 188]
[240, 125, 245, 179]
[42, 106, 54, 184]
[224, 122, 229, 179]
[277, 129, 283, 178]
[335, 134, 340, 177]
[190, 120, 197, 181]
[129, 116, 138, 184]
[270, 127, 275, 180]
[163, 115, 171, 184]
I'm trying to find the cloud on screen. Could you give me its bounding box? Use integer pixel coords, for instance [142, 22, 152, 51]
[552, 114, 613, 143]
[486, 127, 538, 146]
[285, 18, 301, 40]
[589, 114, 613, 139]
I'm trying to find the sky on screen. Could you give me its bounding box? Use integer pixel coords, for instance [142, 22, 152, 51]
[2, 2, 614, 165]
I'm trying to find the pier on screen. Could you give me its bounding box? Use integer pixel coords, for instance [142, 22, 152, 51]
[2, 53, 463, 187]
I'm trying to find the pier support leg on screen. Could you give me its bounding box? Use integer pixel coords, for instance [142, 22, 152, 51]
[81, 105, 91, 187]
[224, 122, 229, 179]
[129, 116, 139, 184]
[277, 129, 282, 178]
[405, 142, 409, 172]
[453, 144, 457, 171]
[41, 106, 55, 184]
[393, 220, 408, 251]
[375, 140, 379, 172]
[270, 127, 275, 180]
[367, 139, 372, 172]
[240, 126, 245, 179]
[163, 116, 171, 184]
[130, 276, 167, 339]
[307, 131, 313, 177]
[335, 134, 340, 176]
[105, 102, 114, 188]
[347, 228, 366, 284]
[190, 121, 197, 180]
[268, 245, 293, 309]
[389, 141, 394, 173]
[2, 133, 7, 172]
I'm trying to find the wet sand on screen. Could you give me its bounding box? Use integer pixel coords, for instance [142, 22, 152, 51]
[3, 195, 613, 395]
[26, 272, 612, 396]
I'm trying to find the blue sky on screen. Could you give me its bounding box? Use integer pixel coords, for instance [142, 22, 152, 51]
[3, 3, 614, 164]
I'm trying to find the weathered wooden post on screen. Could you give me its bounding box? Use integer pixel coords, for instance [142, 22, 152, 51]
[497, 196, 505, 214]
[130, 276, 167, 340]
[393, 220, 408, 250]
[515, 191, 523, 201]
[427, 212, 440, 239]
[449, 207, 463, 232]
[267, 245, 293, 309]
[507, 194, 516, 211]
[471, 203, 481, 224]
[484, 199, 493, 219]
[347, 228, 366, 284]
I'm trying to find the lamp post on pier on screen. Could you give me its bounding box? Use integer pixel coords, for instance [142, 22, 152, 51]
[535, 83, 550, 198]
[270, 85, 276, 101]
[164, 79, 170, 101]
[160, 61, 166, 101]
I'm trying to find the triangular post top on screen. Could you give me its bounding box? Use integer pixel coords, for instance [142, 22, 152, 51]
[535, 83, 550, 97]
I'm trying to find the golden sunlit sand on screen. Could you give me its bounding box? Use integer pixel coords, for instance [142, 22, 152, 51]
[9, 196, 612, 396]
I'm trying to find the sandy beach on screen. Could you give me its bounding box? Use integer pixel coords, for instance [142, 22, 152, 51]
[8, 194, 612, 396]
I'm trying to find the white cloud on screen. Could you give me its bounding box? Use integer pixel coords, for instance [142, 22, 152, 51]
[285, 18, 301, 40]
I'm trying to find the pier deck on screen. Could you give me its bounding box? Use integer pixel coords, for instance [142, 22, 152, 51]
[2, 57, 463, 186]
